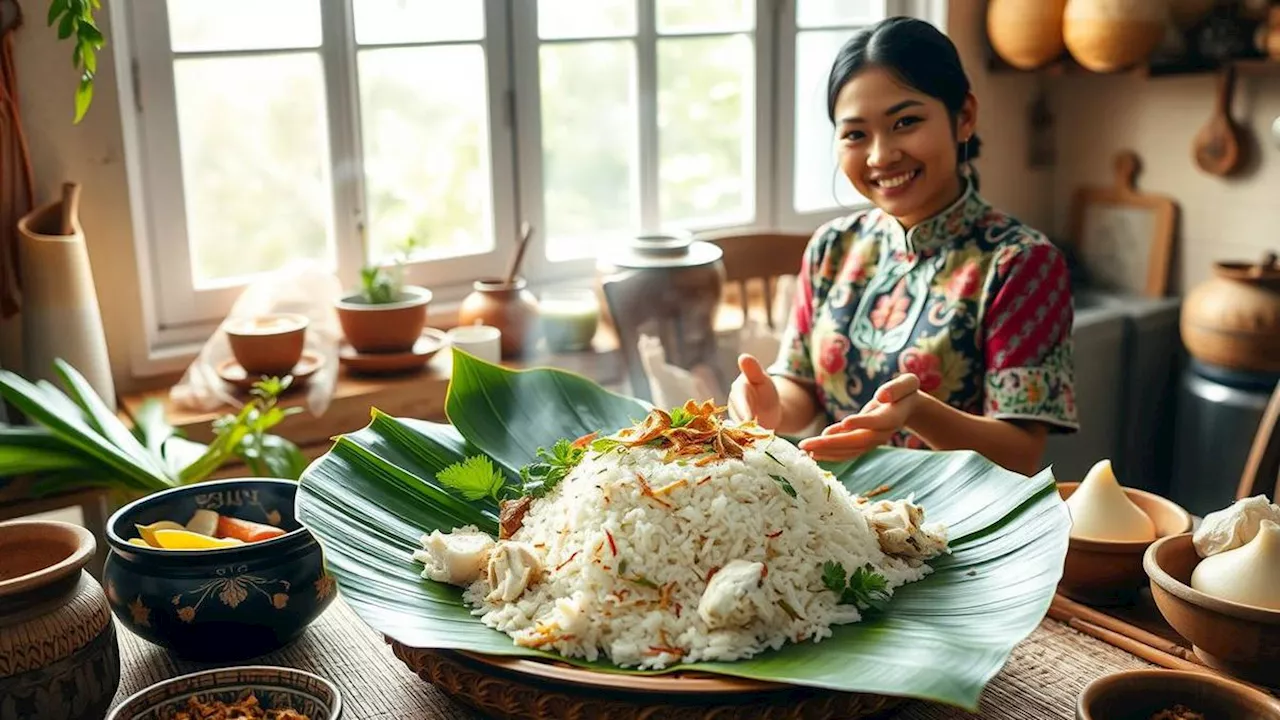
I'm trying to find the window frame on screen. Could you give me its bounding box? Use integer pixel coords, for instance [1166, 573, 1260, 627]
[120, 0, 945, 369]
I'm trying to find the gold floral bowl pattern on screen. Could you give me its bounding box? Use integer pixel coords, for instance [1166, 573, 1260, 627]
[103, 478, 335, 662]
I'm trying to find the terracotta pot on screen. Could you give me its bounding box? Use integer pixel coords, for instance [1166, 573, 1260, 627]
[1063, 0, 1167, 72]
[1056, 482, 1192, 606]
[1145, 533, 1280, 688]
[1181, 253, 1280, 374]
[0, 520, 120, 720]
[458, 278, 540, 359]
[224, 313, 308, 376]
[335, 286, 431, 354]
[987, 0, 1069, 70]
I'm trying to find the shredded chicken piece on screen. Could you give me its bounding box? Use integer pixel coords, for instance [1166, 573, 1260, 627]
[861, 498, 948, 560]
[412, 526, 495, 585]
[486, 541, 544, 602]
[697, 559, 766, 629]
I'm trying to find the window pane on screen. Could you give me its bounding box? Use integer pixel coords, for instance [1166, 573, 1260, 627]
[658, 35, 753, 227]
[167, 0, 320, 52]
[358, 46, 494, 264]
[540, 41, 638, 259]
[173, 55, 334, 285]
[353, 0, 484, 45]
[538, 0, 636, 39]
[794, 30, 863, 213]
[796, 0, 885, 28]
[656, 0, 753, 33]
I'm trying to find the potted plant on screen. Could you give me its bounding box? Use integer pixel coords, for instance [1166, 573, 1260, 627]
[0, 360, 306, 501]
[335, 238, 432, 354]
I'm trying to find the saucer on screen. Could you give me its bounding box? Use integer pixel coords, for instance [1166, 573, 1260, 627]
[339, 328, 448, 375]
[216, 350, 324, 391]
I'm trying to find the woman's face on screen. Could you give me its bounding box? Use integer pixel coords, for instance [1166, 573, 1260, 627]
[832, 66, 976, 228]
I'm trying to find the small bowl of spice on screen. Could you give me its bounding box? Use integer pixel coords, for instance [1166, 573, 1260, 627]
[108, 665, 341, 720]
[1077, 669, 1280, 720]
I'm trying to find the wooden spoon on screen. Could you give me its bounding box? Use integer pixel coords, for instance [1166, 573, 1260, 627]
[1193, 65, 1242, 177]
[504, 222, 534, 286]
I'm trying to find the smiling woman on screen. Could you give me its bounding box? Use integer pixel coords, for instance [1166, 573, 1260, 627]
[728, 17, 1078, 477]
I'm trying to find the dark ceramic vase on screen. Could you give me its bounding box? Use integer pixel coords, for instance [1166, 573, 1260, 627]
[103, 478, 336, 662]
[0, 520, 121, 720]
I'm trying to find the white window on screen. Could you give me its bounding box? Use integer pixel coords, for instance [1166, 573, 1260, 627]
[122, 0, 936, 351]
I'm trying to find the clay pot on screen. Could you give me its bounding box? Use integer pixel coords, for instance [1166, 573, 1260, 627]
[457, 278, 540, 359]
[987, 0, 1069, 70]
[1145, 533, 1280, 688]
[1181, 253, 1280, 374]
[224, 313, 308, 376]
[1063, 0, 1167, 72]
[1056, 482, 1192, 606]
[335, 286, 431, 354]
[0, 520, 120, 720]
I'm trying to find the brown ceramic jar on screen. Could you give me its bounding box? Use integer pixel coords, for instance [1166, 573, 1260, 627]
[0, 520, 120, 720]
[1181, 253, 1280, 373]
[457, 278, 541, 359]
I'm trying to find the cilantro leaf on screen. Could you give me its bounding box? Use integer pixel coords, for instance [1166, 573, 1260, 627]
[770, 474, 797, 498]
[821, 561, 890, 610]
[669, 406, 695, 428]
[437, 455, 507, 501]
[821, 561, 847, 595]
[519, 438, 586, 498]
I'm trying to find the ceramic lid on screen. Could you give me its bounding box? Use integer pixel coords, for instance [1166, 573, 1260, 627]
[600, 233, 723, 270]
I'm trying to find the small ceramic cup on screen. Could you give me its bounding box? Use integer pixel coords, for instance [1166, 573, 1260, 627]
[224, 313, 308, 376]
[448, 325, 502, 364]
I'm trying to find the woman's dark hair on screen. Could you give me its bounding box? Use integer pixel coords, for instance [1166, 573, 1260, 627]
[826, 17, 982, 173]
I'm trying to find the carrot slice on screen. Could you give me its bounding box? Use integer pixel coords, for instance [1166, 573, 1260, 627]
[215, 514, 287, 543]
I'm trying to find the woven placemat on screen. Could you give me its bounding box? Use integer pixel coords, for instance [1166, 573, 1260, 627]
[108, 599, 1152, 719]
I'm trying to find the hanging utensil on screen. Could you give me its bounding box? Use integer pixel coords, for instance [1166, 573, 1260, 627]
[1192, 65, 1243, 177]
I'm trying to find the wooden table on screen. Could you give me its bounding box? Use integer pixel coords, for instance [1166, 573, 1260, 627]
[108, 599, 1153, 719]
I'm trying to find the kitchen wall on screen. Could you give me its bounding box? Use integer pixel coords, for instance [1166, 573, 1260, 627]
[0, 0, 1051, 396]
[1049, 71, 1280, 293]
[0, 4, 144, 391]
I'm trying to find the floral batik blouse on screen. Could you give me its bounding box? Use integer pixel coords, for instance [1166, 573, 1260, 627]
[768, 182, 1079, 447]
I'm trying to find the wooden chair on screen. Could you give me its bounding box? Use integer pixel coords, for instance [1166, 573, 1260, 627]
[1235, 380, 1280, 501]
[701, 231, 811, 329]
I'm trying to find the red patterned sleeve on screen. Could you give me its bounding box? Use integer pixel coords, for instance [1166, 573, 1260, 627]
[766, 231, 823, 385]
[982, 240, 1079, 432]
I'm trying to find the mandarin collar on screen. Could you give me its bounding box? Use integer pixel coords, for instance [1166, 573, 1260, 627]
[874, 179, 986, 256]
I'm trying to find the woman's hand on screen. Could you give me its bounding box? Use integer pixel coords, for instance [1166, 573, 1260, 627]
[798, 373, 921, 462]
[728, 354, 782, 429]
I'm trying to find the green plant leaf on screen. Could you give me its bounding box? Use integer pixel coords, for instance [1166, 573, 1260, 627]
[0, 369, 172, 493]
[57, 11, 74, 39]
[296, 354, 1070, 711]
[74, 76, 93, 124]
[0, 442, 94, 476]
[54, 359, 171, 480]
[48, 0, 68, 26]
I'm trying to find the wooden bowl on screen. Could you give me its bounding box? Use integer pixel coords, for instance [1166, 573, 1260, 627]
[1145, 533, 1280, 689]
[224, 313, 309, 377]
[1077, 669, 1280, 720]
[1057, 483, 1192, 606]
[390, 643, 903, 720]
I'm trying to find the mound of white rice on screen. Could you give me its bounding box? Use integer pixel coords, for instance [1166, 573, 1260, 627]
[459, 431, 945, 669]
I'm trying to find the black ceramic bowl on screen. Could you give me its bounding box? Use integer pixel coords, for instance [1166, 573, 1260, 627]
[103, 478, 335, 661]
[107, 665, 342, 720]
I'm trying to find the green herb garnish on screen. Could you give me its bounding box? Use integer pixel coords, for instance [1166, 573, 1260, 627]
[628, 574, 659, 590]
[436, 455, 507, 502]
[821, 561, 890, 609]
[669, 406, 695, 428]
[519, 438, 586, 498]
[770, 474, 797, 498]
[764, 449, 785, 466]
[590, 436, 626, 454]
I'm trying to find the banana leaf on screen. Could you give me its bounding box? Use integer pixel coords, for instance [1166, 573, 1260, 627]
[296, 350, 1070, 711]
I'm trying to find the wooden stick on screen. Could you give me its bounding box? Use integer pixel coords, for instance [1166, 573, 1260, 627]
[59, 182, 81, 235]
[504, 222, 534, 286]
[1049, 595, 1198, 662]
